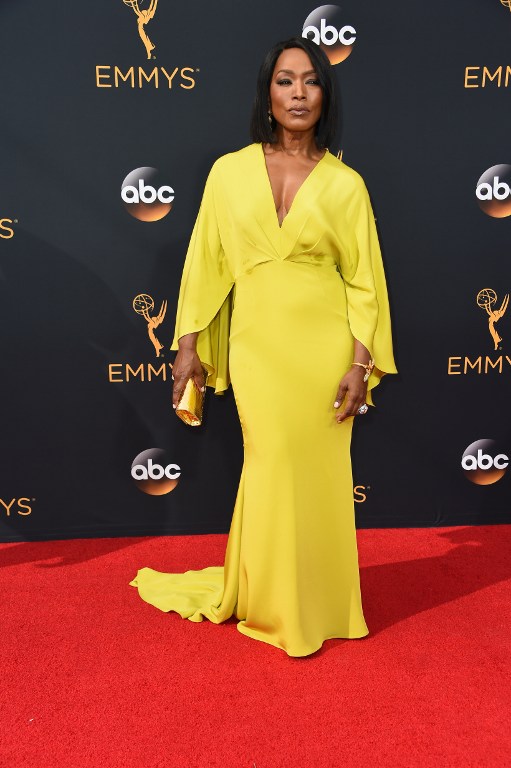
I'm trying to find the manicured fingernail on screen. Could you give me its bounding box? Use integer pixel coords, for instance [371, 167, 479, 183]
[334, 401, 339, 408]
[173, 404, 176, 409]
[201, 387, 205, 392]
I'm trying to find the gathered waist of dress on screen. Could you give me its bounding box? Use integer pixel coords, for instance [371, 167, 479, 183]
[234, 253, 338, 280]
[288, 253, 337, 267]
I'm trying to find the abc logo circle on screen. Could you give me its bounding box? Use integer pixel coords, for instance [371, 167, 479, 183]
[302, 5, 356, 65]
[475, 165, 511, 218]
[461, 439, 509, 485]
[121, 167, 174, 222]
[131, 448, 181, 495]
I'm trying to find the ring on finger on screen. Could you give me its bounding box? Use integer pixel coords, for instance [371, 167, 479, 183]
[357, 404, 368, 415]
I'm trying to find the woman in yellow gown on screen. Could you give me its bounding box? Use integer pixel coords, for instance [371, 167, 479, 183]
[130, 38, 396, 657]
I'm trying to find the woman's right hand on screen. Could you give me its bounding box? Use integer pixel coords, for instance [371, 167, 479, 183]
[172, 334, 205, 409]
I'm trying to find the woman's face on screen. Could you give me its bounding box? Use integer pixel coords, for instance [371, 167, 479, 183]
[268, 48, 323, 134]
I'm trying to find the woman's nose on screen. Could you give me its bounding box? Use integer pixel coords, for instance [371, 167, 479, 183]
[292, 82, 306, 99]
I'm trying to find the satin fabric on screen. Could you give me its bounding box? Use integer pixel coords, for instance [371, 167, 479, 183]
[130, 143, 396, 656]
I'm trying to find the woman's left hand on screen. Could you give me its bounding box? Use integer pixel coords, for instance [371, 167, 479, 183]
[334, 366, 368, 423]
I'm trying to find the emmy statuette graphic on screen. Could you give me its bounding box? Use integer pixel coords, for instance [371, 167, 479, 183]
[476, 288, 509, 350]
[123, 0, 159, 59]
[133, 294, 167, 357]
[500, 0, 511, 11]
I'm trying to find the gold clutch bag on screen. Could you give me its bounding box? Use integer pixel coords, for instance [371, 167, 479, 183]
[175, 369, 208, 427]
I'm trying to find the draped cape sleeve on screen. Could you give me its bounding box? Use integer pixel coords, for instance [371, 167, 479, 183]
[336, 172, 397, 403]
[171, 162, 234, 394]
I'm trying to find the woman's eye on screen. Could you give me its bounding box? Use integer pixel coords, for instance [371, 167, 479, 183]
[306, 79, 320, 85]
[276, 79, 292, 86]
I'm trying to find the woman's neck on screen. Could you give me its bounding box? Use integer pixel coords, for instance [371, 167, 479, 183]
[270, 127, 319, 158]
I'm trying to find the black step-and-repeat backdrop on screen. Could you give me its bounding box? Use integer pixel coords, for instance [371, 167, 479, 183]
[1, 1, 510, 541]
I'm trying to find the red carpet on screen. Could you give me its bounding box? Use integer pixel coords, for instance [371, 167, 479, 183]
[1, 525, 510, 767]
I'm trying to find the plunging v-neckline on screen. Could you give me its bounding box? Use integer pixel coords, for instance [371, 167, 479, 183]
[260, 144, 328, 229]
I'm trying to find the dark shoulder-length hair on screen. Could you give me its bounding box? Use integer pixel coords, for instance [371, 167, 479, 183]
[250, 36, 338, 150]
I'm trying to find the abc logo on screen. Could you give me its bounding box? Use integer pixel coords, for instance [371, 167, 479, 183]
[121, 167, 174, 222]
[131, 448, 181, 495]
[302, 4, 356, 65]
[475, 165, 511, 218]
[461, 439, 509, 485]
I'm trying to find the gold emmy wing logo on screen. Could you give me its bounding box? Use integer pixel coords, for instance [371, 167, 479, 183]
[123, 0, 158, 59]
[500, 0, 511, 11]
[477, 288, 509, 350]
[133, 293, 167, 357]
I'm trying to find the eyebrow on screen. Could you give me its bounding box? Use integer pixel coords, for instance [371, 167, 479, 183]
[275, 69, 318, 76]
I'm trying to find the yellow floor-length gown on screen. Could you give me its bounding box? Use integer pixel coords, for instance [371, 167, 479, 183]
[130, 143, 396, 657]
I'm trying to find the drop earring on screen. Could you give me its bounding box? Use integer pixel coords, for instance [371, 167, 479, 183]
[268, 109, 273, 126]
